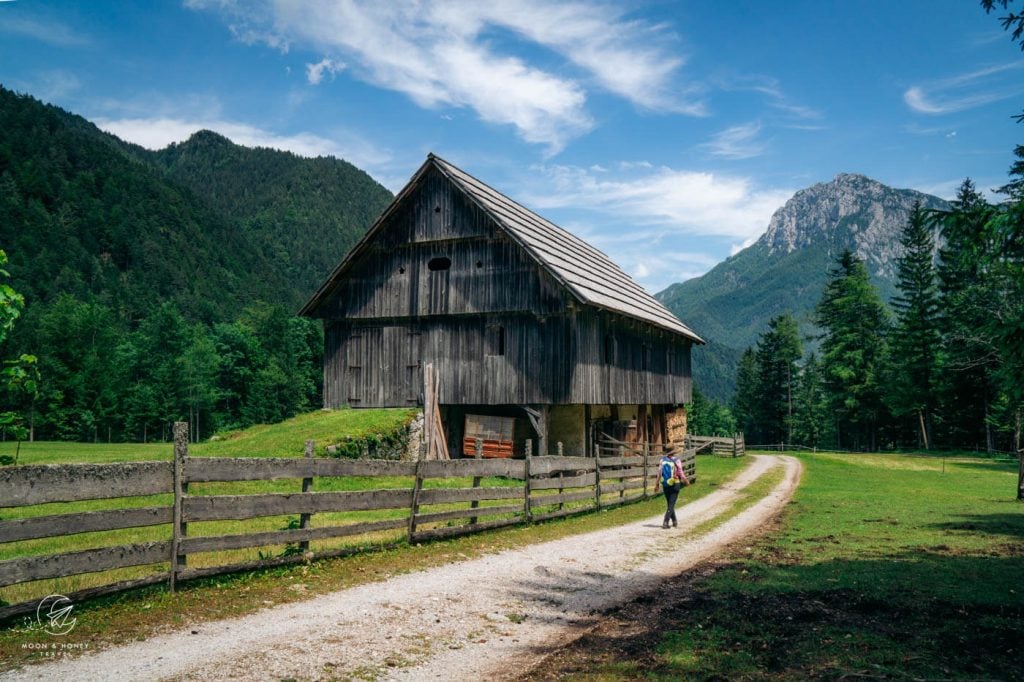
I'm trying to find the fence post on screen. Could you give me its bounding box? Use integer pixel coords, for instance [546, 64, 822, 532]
[556, 441, 564, 511]
[524, 439, 533, 521]
[298, 439, 314, 553]
[618, 445, 625, 501]
[170, 421, 188, 594]
[408, 458, 425, 542]
[594, 442, 602, 510]
[733, 435, 738, 458]
[643, 441, 649, 499]
[470, 438, 482, 525]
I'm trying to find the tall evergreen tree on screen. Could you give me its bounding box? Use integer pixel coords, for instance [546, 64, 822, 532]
[934, 179, 1000, 451]
[989, 148, 1024, 461]
[886, 201, 940, 448]
[753, 314, 803, 445]
[731, 347, 759, 440]
[816, 250, 890, 450]
[792, 351, 827, 448]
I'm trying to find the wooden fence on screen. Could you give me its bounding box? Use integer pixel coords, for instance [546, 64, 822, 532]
[0, 424, 696, 622]
[687, 434, 745, 457]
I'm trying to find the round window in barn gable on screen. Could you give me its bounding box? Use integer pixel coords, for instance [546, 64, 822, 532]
[428, 256, 452, 271]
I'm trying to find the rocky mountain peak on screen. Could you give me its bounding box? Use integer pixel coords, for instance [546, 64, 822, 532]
[758, 173, 946, 278]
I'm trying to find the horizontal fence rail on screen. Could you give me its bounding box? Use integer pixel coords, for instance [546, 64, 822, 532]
[687, 434, 745, 457]
[0, 425, 698, 622]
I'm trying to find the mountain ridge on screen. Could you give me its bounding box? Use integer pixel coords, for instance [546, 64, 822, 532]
[658, 172, 948, 402]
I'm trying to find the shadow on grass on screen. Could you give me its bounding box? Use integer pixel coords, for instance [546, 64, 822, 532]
[525, 551, 1024, 681]
[932, 512, 1024, 540]
[946, 459, 1021, 474]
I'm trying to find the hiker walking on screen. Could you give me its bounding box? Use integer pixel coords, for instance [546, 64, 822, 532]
[656, 450, 689, 529]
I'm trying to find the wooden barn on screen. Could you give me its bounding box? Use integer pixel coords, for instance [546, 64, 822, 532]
[300, 154, 704, 458]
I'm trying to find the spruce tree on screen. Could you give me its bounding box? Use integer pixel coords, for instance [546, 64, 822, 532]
[887, 201, 940, 448]
[934, 179, 1000, 451]
[815, 250, 890, 451]
[731, 347, 759, 441]
[754, 314, 803, 445]
[792, 351, 827, 448]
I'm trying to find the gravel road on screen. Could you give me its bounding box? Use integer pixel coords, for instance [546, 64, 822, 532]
[4, 454, 801, 682]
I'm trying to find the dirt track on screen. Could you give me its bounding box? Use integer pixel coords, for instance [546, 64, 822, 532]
[3, 454, 801, 681]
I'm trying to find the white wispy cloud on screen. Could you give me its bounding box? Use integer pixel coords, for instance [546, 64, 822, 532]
[700, 121, 765, 160]
[716, 74, 823, 121]
[509, 162, 793, 290]
[0, 16, 90, 47]
[628, 250, 723, 290]
[904, 63, 1024, 115]
[524, 162, 793, 242]
[305, 57, 345, 85]
[188, 0, 700, 153]
[93, 116, 392, 170]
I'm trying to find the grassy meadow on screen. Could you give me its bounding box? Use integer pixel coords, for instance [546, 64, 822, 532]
[529, 451, 1024, 681]
[0, 408, 418, 465]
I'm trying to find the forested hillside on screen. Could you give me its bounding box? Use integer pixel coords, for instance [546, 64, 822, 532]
[0, 87, 285, 323]
[152, 130, 392, 310]
[0, 87, 393, 442]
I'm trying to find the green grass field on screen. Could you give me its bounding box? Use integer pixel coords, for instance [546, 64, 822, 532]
[531, 451, 1024, 681]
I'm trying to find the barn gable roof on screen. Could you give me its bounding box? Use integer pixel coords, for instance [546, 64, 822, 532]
[300, 154, 703, 344]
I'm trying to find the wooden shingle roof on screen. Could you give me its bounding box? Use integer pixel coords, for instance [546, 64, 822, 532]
[301, 154, 703, 344]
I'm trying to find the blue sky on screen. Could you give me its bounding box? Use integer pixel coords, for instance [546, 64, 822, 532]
[2, 1, 1022, 293]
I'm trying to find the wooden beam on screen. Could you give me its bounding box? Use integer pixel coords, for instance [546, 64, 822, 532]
[0, 542, 172, 588]
[0, 507, 171, 544]
[522, 405, 548, 457]
[186, 457, 416, 482]
[0, 462, 172, 507]
[180, 518, 408, 555]
[416, 486, 525, 505]
[183, 489, 414, 522]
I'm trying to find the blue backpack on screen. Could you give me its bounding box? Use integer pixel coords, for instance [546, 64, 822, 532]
[660, 457, 682, 487]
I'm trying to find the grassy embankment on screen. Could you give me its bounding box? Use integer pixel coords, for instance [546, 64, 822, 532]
[1, 410, 751, 669]
[0, 408, 420, 464]
[529, 451, 1024, 681]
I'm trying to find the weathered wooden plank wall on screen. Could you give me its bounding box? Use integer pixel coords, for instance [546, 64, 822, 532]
[317, 165, 694, 410]
[325, 311, 692, 409]
[320, 168, 567, 321]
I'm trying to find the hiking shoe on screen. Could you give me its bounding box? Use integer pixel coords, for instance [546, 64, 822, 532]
[662, 522, 670, 529]
[672, 520, 678, 528]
